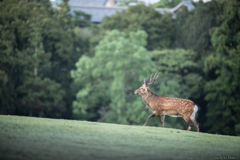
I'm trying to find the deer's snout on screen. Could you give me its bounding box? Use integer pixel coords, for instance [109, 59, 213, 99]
[134, 90, 138, 94]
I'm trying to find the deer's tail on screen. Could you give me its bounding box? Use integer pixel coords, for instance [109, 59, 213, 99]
[190, 104, 198, 120]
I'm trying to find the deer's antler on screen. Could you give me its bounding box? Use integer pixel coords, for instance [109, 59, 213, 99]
[146, 71, 160, 86]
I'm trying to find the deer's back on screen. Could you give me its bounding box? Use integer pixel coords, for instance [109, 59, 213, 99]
[150, 96, 195, 116]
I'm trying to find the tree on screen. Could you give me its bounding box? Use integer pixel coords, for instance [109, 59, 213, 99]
[0, 0, 37, 114]
[172, 0, 224, 131]
[151, 0, 182, 8]
[152, 49, 202, 99]
[204, 0, 240, 135]
[41, 0, 79, 118]
[16, 2, 67, 117]
[0, 0, 68, 117]
[99, 5, 174, 50]
[0, 0, 84, 118]
[71, 30, 161, 125]
[151, 49, 203, 130]
[72, 10, 95, 28]
[174, 1, 224, 54]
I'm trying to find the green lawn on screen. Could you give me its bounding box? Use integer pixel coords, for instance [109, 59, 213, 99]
[0, 115, 239, 160]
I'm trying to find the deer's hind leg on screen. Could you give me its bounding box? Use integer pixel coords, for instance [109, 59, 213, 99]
[182, 114, 193, 131]
[183, 114, 199, 132]
[190, 118, 199, 132]
[187, 120, 193, 131]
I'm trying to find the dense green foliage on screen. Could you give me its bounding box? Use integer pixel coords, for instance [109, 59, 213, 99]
[0, 0, 85, 118]
[100, 5, 174, 50]
[174, 0, 224, 54]
[1, 115, 240, 160]
[151, 0, 182, 8]
[152, 49, 202, 99]
[72, 10, 96, 28]
[204, 0, 240, 135]
[71, 30, 157, 125]
[0, 0, 239, 135]
[151, 49, 203, 130]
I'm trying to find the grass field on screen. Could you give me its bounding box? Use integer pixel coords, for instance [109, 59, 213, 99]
[0, 115, 239, 160]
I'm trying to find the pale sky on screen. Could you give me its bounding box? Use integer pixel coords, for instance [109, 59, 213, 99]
[50, 0, 212, 5]
[142, 0, 212, 5]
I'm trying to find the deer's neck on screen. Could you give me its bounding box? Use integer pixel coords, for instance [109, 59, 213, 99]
[141, 91, 158, 107]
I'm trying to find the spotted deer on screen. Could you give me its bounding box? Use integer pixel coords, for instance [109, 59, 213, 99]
[134, 71, 199, 132]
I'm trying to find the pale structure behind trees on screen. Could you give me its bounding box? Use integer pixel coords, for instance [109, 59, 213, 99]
[51, 0, 195, 23]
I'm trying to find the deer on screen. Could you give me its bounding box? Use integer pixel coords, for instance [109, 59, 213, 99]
[134, 71, 199, 132]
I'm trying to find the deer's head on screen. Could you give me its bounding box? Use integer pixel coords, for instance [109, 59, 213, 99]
[134, 71, 160, 96]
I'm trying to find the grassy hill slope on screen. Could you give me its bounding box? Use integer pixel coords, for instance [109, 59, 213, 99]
[0, 115, 239, 160]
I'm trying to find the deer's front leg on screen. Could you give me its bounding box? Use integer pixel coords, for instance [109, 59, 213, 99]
[143, 113, 155, 126]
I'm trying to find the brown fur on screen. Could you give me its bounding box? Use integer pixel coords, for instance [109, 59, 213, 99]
[135, 76, 199, 132]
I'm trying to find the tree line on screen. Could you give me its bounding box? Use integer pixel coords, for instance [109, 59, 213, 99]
[0, 0, 239, 135]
